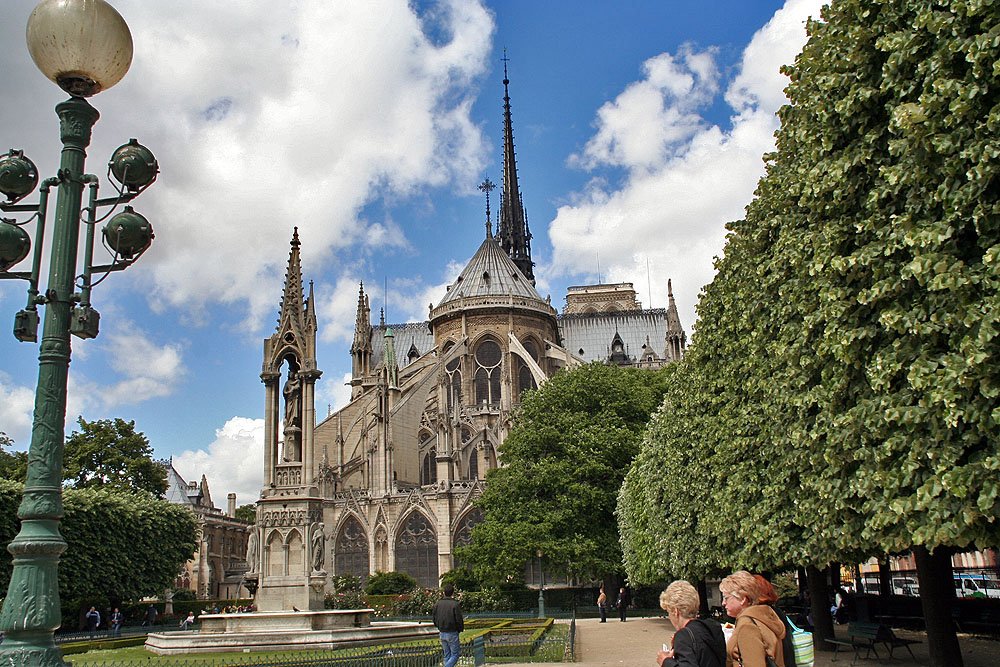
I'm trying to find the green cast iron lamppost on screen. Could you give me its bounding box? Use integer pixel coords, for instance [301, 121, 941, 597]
[0, 1, 156, 664]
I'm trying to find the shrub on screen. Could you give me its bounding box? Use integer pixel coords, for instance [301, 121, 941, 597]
[364, 571, 418, 595]
[330, 574, 363, 593]
[171, 588, 196, 601]
[394, 588, 440, 616]
[461, 586, 513, 612]
[325, 589, 367, 611]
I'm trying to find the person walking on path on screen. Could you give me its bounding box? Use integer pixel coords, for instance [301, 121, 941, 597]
[617, 586, 630, 622]
[109, 607, 123, 637]
[597, 585, 608, 623]
[85, 606, 101, 639]
[432, 583, 464, 667]
[656, 580, 726, 667]
[142, 604, 157, 627]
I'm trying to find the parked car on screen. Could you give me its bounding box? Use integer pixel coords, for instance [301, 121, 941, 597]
[891, 577, 920, 596]
[954, 574, 1000, 599]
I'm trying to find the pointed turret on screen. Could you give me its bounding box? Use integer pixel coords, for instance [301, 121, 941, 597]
[496, 56, 534, 284]
[351, 283, 373, 384]
[664, 279, 686, 361]
[384, 328, 399, 389]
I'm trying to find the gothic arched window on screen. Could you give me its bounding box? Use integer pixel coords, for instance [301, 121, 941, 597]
[446, 357, 462, 411]
[468, 448, 479, 480]
[334, 516, 369, 581]
[395, 512, 439, 588]
[421, 449, 437, 486]
[453, 508, 484, 571]
[473, 338, 502, 406]
[517, 338, 539, 398]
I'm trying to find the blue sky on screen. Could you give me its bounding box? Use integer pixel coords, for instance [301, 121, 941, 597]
[0, 0, 825, 503]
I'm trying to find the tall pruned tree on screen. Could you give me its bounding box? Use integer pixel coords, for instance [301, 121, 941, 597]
[621, 2, 999, 664]
[0, 480, 197, 624]
[63, 417, 168, 496]
[459, 362, 671, 585]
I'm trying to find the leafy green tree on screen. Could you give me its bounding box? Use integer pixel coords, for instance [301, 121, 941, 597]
[0, 480, 197, 623]
[0, 432, 27, 483]
[235, 503, 257, 524]
[63, 417, 167, 496]
[460, 362, 670, 585]
[621, 2, 999, 664]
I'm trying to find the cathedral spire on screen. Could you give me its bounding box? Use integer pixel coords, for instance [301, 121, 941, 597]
[497, 52, 535, 284]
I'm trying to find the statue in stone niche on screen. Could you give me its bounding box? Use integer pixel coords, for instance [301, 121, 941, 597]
[311, 522, 326, 573]
[284, 368, 302, 427]
[245, 530, 258, 573]
[282, 368, 302, 462]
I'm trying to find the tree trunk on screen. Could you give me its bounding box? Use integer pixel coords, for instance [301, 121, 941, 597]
[914, 545, 963, 667]
[830, 562, 841, 591]
[797, 566, 808, 600]
[878, 556, 893, 597]
[697, 578, 710, 617]
[852, 564, 863, 593]
[807, 564, 836, 651]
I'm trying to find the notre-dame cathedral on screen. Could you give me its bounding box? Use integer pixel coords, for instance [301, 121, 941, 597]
[248, 71, 687, 609]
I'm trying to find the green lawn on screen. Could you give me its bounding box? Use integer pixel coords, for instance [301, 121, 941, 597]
[64, 621, 569, 665]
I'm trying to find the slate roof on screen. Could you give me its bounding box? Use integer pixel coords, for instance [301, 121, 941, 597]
[369, 308, 672, 368]
[559, 309, 670, 364]
[371, 321, 435, 369]
[437, 234, 542, 306]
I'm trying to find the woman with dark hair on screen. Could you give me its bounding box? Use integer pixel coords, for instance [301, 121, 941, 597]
[753, 575, 797, 667]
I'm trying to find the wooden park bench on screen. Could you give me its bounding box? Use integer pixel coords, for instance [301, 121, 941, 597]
[953, 605, 1000, 634]
[827, 621, 921, 663]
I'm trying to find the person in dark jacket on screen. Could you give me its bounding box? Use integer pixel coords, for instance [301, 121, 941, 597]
[432, 584, 464, 667]
[85, 606, 100, 639]
[656, 580, 726, 667]
[617, 586, 630, 622]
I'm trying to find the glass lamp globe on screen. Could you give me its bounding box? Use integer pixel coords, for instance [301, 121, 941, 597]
[26, 0, 133, 97]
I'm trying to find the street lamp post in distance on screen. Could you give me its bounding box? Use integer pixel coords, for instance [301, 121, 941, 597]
[537, 549, 546, 619]
[0, 2, 157, 664]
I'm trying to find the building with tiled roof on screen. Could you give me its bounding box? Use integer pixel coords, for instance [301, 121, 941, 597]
[163, 460, 251, 600]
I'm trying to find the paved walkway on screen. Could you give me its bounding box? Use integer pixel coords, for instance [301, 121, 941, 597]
[501, 616, 999, 666]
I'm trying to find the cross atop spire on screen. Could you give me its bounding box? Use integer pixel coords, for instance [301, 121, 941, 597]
[479, 177, 496, 237]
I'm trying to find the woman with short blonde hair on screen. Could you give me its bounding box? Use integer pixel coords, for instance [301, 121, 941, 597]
[719, 570, 786, 667]
[656, 580, 726, 667]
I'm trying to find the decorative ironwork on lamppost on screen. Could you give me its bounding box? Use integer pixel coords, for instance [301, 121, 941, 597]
[0, 1, 157, 664]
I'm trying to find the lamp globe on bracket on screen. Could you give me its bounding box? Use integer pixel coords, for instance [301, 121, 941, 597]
[26, 0, 133, 97]
[103, 205, 153, 259]
[109, 139, 158, 191]
[0, 150, 39, 203]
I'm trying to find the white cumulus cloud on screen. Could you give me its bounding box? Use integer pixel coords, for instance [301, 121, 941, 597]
[548, 0, 825, 332]
[172, 417, 265, 508]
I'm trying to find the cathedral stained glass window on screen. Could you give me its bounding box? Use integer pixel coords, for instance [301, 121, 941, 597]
[395, 511, 438, 588]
